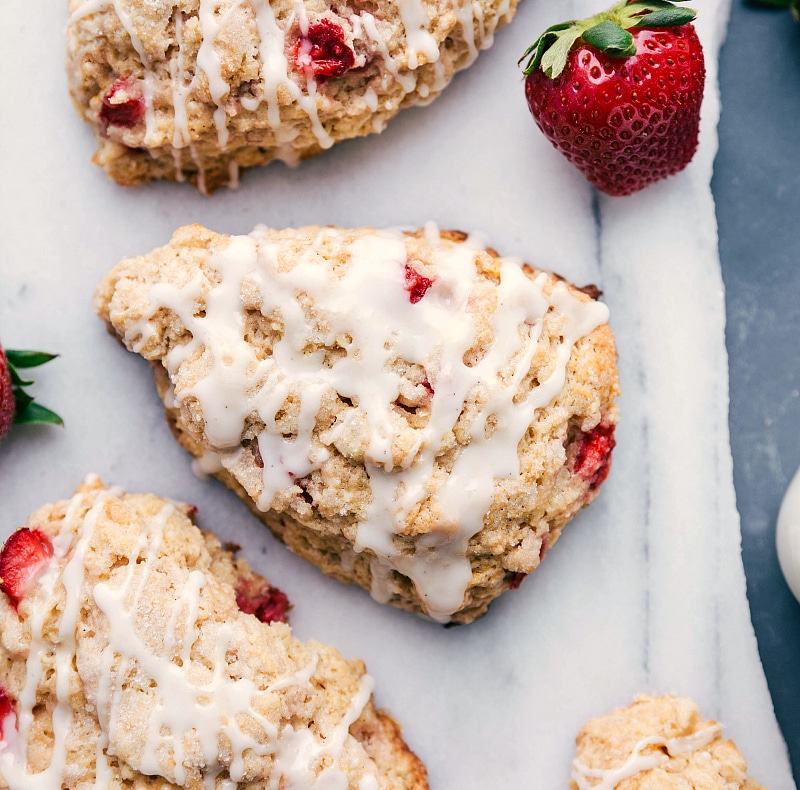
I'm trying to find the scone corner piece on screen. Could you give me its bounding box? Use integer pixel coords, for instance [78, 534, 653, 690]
[570, 694, 766, 790]
[0, 478, 428, 790]
[95, 223, 620, 625]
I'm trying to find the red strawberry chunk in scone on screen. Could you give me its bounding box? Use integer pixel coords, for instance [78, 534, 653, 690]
[0, 528, 54, 608]
[573, 423, 616, 488]
[99, 77, 145, 128]
[235, 578, 291, 624]
[0, 687, 15, 743]
[404, 264, 435, 303]
[508, 572, 527, 590]
[291, 20, 355, 78]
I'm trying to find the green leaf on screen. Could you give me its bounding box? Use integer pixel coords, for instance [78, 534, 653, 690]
[625, 0, 681, 12]
[583, 21, 636, 57]
[13, 387, 33, 413]
[540, 27, 583, 77]
[8, 366, 33, 387]
[634, 7, 696, 25]
[5, 350, 59, 368]
[520, 22, 574, 74]
[13, 401, 64, 427]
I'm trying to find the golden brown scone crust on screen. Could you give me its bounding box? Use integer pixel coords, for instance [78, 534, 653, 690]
[66, 0, 517, 191]
[570, 695, 766, 790]
[95, 224, 620, 623]
[0, 478, 427, 789]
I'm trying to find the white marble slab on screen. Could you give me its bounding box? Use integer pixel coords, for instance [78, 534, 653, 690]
[0, 0, 794, 787]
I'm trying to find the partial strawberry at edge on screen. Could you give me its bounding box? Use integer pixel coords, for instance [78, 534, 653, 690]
[0, 348, 13, 441]
[520, 0, 705, 197]
[0, 528, 55, 608]
[0, 343, 63, 441]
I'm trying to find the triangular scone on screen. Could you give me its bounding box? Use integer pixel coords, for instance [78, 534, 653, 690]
[95, 224, 620, 624]
[570, 695, 766, 790]
[0, 477, 427, 789]
[66, 0, 518, 192]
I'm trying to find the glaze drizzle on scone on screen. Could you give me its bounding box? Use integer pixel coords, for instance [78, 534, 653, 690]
[570, 695, 766, 790]
[0, 478, 427, 789]
[95, 224, 620, 623]
[572, 724, 723, 789]
[66, 0, 516, 191]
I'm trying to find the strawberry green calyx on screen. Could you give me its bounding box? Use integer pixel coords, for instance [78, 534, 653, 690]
[0, 345, 63, 440]
[521, 0, 697, 78]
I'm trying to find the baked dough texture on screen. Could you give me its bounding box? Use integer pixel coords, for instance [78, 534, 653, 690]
[570, 695, 766, 790]
[95, 223, 620, 624]
[66, 0, 517, 192]
[0, 477, 427, 790]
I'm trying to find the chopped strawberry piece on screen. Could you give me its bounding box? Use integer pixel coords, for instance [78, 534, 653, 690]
[181, 504, 199, 520]
[508, 572, 527, 590]
[236, 578, 290, 624]
[404, 264, 435, 304]
[539, 534, 550, 562]
[572, 423, 616, 488]
[291, 20, 355, 78]
[0, 687, 15, 742]
[421, 377, 434, 397]
[0, 528, 54, 607]
[99, 77, 145, 128]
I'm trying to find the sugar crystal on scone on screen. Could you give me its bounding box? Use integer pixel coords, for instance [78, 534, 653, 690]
[95, 224, 620, 623]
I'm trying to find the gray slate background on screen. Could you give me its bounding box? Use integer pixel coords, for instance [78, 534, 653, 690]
[714, 2, 800, 785]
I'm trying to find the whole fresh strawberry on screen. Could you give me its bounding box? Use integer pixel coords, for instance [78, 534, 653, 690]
[0, 343, 63, 441]
[521, 0, 705, 196]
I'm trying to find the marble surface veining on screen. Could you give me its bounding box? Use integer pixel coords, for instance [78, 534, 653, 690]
[0, 0, 794, 787]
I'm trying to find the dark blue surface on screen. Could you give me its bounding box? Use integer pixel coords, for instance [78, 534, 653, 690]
[714, 3, 800, 785]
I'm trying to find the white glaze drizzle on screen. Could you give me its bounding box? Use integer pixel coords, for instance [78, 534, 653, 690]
[0, 482, 378, 788]
[69, 0, 509, 179]
[359, 13, 417, 94]
[0, 481, 115, 787]
[170, 9, 192, 150]
[123, 226, 608, 621]
[390, 0, 439, 70]
[570, 723, 724, 790]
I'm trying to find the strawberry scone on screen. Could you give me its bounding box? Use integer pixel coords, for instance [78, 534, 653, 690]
[66, 0, 517, 192]
[94, 224, 620, 624]
[0, 477, 427, 789]
[570, 695, 766, 790]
